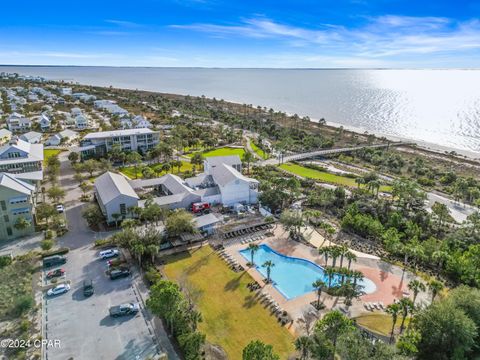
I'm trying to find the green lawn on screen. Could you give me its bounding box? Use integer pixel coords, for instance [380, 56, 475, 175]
[279, 163, 392, 192]
[188, 146, 246, 159]
[354, 313, 411, 337]
[250, 141, 269, 159]
[119, 161, 199, 179]
[163, 246, 295, 360]
[43, 149, 63, 165]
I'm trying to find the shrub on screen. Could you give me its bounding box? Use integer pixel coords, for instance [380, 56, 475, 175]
[45, 229, 55, 240]
[0, 255, 12, 268]
[40, 239, 54, 251]
[41, 247, 69, 258]
[13, 295, 35, 316]
[94, 238, 115, 247]
[145, 267, 162, 286]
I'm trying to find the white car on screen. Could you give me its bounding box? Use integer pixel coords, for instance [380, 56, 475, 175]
[56, 204, 65, 213]
[99, 249, 119, 259]
[47, 283, 70, 296]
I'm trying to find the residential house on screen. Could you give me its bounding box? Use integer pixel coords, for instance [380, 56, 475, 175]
[6, 113, 32, 132]
[75, 115, 89, 129]
[60, 87, 72, 96]
[94, 171, 139, 225]
[94, 99, 129, 115]
[78, 128, 160, 159]
[46, 129, 78, 146]
[0, 137, 44, 178]
[38, 113, 51, 131]
[72, 93, 97, 102]
[0, 172, 36, 241]
[19, 131, 42, 144]
[120, 115, 152, 129]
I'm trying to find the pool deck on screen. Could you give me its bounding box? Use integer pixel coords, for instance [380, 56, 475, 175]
[224, 224, 429, 334]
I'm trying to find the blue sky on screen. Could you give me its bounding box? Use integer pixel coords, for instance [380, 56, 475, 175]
[1, 0, 480, 68]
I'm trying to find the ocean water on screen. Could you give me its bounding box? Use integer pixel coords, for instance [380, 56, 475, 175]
[1, 66, 480, 156]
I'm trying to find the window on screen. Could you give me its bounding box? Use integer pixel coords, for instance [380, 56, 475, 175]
[12, 208, 29, 216]
[0, 201, 6, 211]
[4, 215, 9, 223]
[120, 203, 127, 215]
[6, 227, 12, 236]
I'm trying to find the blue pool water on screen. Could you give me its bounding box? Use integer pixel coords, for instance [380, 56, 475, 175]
[239, 244, 377, 300]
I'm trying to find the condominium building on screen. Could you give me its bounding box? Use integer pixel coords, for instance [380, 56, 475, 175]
[78, 128, 160, 159]
[0, 172, 36, 240]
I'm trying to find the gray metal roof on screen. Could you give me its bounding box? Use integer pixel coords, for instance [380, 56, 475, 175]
[194, 213, 221, 228]
[94, 171, 139, 205]
[205, 155, 241, 168]
[83, 128, 157, 139]
[0, 172, 35, 195]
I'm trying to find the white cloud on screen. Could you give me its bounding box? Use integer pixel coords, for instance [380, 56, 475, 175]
[171, 15, 480, 60]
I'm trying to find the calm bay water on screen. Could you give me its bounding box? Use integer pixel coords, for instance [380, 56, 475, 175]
[2, 66, 480, 156]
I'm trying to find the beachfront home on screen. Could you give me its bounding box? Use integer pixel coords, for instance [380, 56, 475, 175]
[6, 113, 32, 132]
[78, 128, 160, 159]
[94, 171, 139, 225]
[72, 93, 97, 102]
[0, 172, 36, 241]
[120, 115, 153, 129]
[19, 131, 42, 144]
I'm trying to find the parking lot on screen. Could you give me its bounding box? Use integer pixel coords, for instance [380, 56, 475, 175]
[42, 245, 159, 360]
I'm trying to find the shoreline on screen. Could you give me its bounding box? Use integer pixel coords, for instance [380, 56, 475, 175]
[9, 71, 480, 161]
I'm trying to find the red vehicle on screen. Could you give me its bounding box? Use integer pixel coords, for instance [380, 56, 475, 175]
[192, 202, 210, 213]
[46, 268, 65, 279]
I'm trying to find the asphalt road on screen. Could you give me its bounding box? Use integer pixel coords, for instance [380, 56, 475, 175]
[43, 246, 159, 360]
[426, 192, 477, 223]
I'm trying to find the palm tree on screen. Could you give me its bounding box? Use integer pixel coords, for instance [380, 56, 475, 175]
[428, 279, 444, 302]
[330, 246, 342, 268]
[338, 245, 349, 268]
[147, 244, 160, 264]
[242, 151, 254, 175]
[351, 270, 364, 288]
[247, 243, 259, 267]
[386, 303, 400, 343]
[398, 298, 413, 334]
[324, 267, 336, 288]
[262, 260, 275, 283]
[408, 280, 426, 306]
[312, 279, 326, 308]
[345, 251, 357, 271]
[294, 336, 312, 360]
[132, 243, 145, 268]
[318, 247, 330, 266]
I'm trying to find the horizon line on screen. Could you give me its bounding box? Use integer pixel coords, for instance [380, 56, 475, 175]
[1, 64, 480, 71]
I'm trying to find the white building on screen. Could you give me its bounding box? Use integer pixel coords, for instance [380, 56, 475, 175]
[78, 128, 160, 159]
[0, 137, 44, 178]
[38, 113, 51, 131]
[94, 100, 129, 115]
[94, 171, 139, 225]
[60, 87, 72, 96]
[46, 129, 78, 146]
[19, 131, 42, 144]
[120, 115, 152, 129]
[6, 113, 32, 132]
[134, 155, 258, 210]
[0, 172, 36, 240]
[75, 115, 89, 129]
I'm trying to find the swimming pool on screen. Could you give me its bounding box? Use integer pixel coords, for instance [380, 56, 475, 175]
[239, 244, 377, 300]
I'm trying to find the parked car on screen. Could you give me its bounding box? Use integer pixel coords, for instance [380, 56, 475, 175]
[43, 255, 67, 268]
[46, 268, 65, 279]
[83, 279, 94, 297]
[47, 283, 70, 296]
[109, 268, 130, 280]
[99, 249, 119, 259]
[56, 204, 65, 213]
[109, 303, 139, 317]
